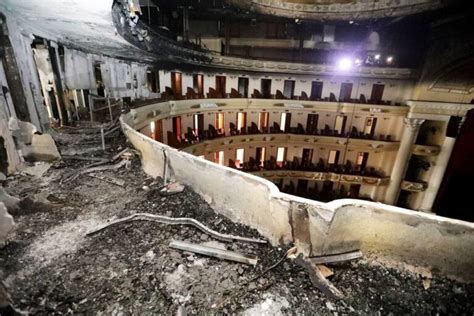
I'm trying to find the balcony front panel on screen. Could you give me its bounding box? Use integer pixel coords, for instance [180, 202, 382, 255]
[250, 170, 390, 186]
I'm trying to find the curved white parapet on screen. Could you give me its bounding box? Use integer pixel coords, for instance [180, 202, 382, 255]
[121, 100, 474, 281]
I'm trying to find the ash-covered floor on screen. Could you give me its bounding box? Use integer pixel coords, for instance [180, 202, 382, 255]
[1, 124, 473, 315]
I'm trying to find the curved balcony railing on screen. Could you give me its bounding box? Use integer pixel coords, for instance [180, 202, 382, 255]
[250, 170, 389, 186]
[181, 132, 400, 158]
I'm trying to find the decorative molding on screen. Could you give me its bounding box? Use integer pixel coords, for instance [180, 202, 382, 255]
[404, 118, 425, 131]
[182, 133, 400, 155]
[227, 0, 443, 21]
[401, 180, 428, 192]
[210, 55, 414, 79]
[251, 170, 389, 186]
[412, 144, 441, 156]
[407, 100, 474, 118]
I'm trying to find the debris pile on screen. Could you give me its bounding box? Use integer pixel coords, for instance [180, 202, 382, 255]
[8, 117, 61, 163]
[0, 122, 473, 314]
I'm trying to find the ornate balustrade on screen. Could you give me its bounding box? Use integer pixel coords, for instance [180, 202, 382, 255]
[182, 133, 400, 156]
[250, 170, 389, 186]
[401, 180, 428, 192]
[412, 144, 441, 156]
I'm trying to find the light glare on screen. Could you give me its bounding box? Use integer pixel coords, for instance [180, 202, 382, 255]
[338, 58, 353, 71]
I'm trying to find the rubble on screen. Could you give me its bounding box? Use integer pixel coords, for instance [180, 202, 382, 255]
[21, 162, 52, 178]
[0, 202, 15, 245]
[0, 123, 473, 314]
[0, 187, 20, 213]
[159, 181, 185, 196]
[295, 254, 345, 300]
[8, 117, 37, 145]
[310, 250, 363, 264]
[21, 134, 61, 162]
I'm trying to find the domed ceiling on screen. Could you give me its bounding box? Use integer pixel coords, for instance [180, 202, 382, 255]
[226, 0, 445, 20]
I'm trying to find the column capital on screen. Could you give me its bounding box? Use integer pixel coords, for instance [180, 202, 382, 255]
[403, 118, 425, 131]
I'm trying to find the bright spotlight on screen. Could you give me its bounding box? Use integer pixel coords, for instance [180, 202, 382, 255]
[386, 56, 393, 63]
[374, 54, 381, 60]
[355, 58, 362, 65]
[337, 58, 353, 71]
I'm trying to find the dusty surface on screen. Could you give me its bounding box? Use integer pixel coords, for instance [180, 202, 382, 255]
[1, 123, 473, 315]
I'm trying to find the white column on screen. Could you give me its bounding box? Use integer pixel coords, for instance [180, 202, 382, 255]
[418, 136, 456, 212]
[385, 118, 425, 205]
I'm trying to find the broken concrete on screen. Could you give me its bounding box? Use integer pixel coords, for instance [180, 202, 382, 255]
[22, 162, 52, 177]
[0, 187, 20, 214]
[21, 134, 61, 162]
[8, 117, 37, 145]
[0, 202, 15, 245]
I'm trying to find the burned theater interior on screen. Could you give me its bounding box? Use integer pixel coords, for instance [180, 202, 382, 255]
[1, 0, 474, 314]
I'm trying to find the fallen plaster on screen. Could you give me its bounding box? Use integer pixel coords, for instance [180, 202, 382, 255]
[0, 202, 15, 245]
[0, 187, 20, 214]
[21, 134, 61, 162]
[25, 216, 104, 266]
[8, 117, 37, 145]
[242, 293, 290, 316]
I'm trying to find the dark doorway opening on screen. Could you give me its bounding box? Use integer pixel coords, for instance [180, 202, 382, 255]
[215, 76, 226, 98]
[339, 82, 353, 102]
[306, 114, 318, 134]
[171, 72, 182, 97]
[310, 81, 323, 100]
[283, 80, 295, 99]
[261, 79, 272, 98]
[193, 74, 204, 97]
[93, 63, 105, 97]
[370, 84, 385, 103]
[238, 77, 249, 97]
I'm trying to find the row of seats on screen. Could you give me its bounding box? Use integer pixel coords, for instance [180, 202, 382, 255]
[230, 156, 384, 178]
[160, 87, 397, 106]
[167, 120, 393, 148]
[278, 180, 372, 202]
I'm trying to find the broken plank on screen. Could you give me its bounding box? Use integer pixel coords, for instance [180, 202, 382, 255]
[295, 254, 344, 300]
[62, 155, 109, 162]
[111, 148, 131, 162]
[309, 250, 363, 265]
[87, 174, 125, 187]
[169, 239, 258, 266]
